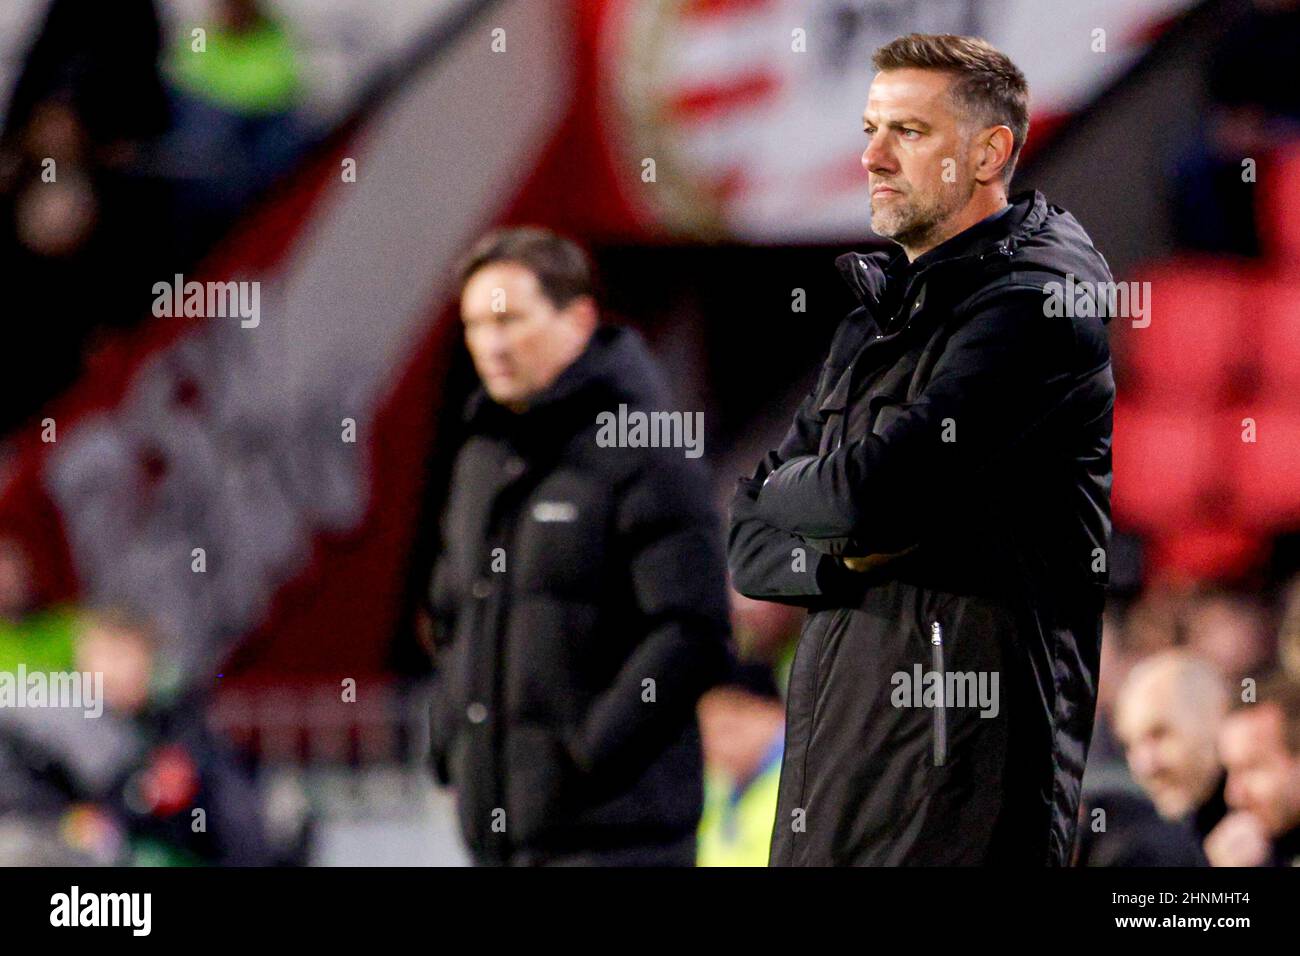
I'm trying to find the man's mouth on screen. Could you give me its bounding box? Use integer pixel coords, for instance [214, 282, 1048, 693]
[872, 184, 901, 198]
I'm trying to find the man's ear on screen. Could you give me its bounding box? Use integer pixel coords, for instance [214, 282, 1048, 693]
[975, 125, 1015, 186]
[564, 295, 599, 340]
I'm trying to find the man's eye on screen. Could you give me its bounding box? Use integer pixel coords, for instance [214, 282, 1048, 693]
[864, 126, 876, 136]
[901, 129, 921, 140]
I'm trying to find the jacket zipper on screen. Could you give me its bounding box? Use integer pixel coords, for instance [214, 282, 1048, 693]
[859, 240, 1014, 337]
[930, 621, 947, 767]
[840, 245, 1009, 450]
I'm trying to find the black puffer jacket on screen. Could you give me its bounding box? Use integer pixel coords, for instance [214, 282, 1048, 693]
[729, 191, 1114, 866]
[428, 325, 731, 865]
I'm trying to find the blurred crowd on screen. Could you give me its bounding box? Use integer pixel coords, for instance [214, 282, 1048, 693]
[0, 535, 315, 865]
[0, 0, 311, 864]
[0, 0, 308, 438]
[1075, 582, 1300, 865]
[697, 578, 1300, 867]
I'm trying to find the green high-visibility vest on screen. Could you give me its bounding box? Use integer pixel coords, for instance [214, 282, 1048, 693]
[0, 607, 78, 673]
[697, 743, 783, 867]
[169, 19, 300, 115]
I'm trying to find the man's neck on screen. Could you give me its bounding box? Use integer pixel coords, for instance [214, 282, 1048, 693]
[902, 190, 1009, 263]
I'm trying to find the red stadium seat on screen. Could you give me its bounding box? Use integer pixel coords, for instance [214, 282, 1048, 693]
[1112, 402, 1222, 532]
[1145, 526, 1267, 586]
[1254, 277, 1300, 399]
[1228, 405, 1300, 529]
[1121, 261, 1249, 406]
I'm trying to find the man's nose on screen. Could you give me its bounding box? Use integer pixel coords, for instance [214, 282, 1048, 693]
[470, 324, 509, 361]
[483, 322, 512, 352]
[862, 134, 895, 174]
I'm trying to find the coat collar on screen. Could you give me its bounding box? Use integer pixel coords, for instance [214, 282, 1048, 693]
[835, 189, 1050, 313]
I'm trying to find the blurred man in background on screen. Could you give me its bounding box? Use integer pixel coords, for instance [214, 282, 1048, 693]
[425, 227, 731, 866]
[0, 0, 171, 436]
[164, 0, 307, 250]
[1114, 650, 1229, 841]
[696, 662, 784, 867]
[1206, 673, 1300, 866]
[0, 608, 272, 865]
[730, 34, 1113, 866]
[1074, 788, 1208, 867]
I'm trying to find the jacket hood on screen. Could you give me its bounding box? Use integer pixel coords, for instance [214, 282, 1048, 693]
[463, 324, 671, 427]
[835, 190, 1116, 325]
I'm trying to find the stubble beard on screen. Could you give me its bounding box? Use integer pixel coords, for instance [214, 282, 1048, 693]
[871, 176, 975, 252]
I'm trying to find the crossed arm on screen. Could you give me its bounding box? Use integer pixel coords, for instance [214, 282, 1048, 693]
[730, 289, 1067, 596]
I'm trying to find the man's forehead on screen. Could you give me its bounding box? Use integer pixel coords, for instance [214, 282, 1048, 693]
[1116, 699, 1172, 740]
[1117, 667, 1177, 717]
[863, 68, 954, 121]
[465, 260, 536, 288]
[462, 261, 540, 303]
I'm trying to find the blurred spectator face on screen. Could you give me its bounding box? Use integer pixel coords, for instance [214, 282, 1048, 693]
[0, 538, 34, 622]
[1220, 704, 1300, 837]
[15, 174, 98, 258]
[460, 262, 596, 411]
[698, 687, 782, 781]
[75, 616, 154, 716]
[1115, 652, 1227, 819]
[1184, 593, 1271, 681]
[861, 68, 1001, 249]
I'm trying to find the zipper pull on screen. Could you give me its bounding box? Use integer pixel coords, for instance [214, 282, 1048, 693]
[930, 621, 942, 645]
